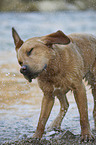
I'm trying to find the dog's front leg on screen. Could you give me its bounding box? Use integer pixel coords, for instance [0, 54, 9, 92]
[33, 95, 55, 138]
[47, 90, 69, 131]
[73, 81, 94, 142]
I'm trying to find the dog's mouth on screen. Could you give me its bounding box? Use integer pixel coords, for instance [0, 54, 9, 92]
[24, 74, 38, 82]
[20, 64, 47, 83]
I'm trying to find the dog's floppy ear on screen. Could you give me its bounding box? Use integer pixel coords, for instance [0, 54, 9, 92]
[41, 30, 70, 47]
[12, 27, 23, 51]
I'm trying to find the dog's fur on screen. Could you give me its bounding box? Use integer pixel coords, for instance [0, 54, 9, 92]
[12, 28, 96, 142]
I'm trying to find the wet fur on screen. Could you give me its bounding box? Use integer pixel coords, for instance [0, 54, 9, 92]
[12, 28, 96, 142]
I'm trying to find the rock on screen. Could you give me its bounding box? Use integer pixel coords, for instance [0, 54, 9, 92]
[59, 130, 76, 139]
[45, 131, 57, 137]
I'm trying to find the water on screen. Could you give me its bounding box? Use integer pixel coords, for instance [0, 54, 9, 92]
[0, 11, 96, 51]
[0, 11, 96, 144]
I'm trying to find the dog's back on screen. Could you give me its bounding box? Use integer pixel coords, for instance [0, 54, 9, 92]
[68, 34, 96, 74]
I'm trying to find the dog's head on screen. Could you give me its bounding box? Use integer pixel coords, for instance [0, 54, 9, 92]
[12, 28, 70, 82]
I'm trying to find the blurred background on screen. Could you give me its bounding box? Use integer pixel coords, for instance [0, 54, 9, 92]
[0, 0, 96, 12]
[0, 0, 96, 144]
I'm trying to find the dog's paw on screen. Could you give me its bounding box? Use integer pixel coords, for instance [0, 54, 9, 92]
[32, 133, 41, 139]
[47, 126, 61, 132]
[80, 133, 95, 143]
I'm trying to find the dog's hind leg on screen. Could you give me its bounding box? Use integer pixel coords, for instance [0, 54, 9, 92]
[73, 81, 94, 142]
[47, 90, 69, 131]
[91, 60, 96, 129]
[92, 83, 96, 129]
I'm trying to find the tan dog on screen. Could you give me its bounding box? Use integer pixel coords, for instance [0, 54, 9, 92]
[12, 28, 96, 142]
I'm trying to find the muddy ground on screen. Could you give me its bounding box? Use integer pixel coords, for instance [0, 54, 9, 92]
[3, 130, 96, 145]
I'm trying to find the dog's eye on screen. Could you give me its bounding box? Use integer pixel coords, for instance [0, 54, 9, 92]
[19, 61, 23, 66]
[27, 48, 34, 56]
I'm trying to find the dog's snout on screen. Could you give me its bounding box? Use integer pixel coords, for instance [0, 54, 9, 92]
[20, 65, 28, 74]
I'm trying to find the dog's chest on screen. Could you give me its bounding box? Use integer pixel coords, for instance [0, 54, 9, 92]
[52, 75, 69, 93]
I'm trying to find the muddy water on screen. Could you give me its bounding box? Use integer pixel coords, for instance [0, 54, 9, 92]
[0, 11, 96, 144]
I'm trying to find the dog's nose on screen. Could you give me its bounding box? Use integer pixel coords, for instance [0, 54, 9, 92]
[20, 65, 28, 74]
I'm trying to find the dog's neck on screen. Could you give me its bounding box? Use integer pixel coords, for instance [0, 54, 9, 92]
[38, 47, 63, 82]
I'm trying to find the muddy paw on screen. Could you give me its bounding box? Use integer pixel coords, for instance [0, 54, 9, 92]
[80, 134, 95, 142]
[32, 133, 41, 139]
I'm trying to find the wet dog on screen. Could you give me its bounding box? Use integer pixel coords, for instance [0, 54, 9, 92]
[12, 28, 96, 142]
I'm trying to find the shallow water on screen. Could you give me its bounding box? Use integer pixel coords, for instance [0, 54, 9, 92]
[0, 11, 96, 144]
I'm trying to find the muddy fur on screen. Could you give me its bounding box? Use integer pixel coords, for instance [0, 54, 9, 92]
[12, 28, 96, 142]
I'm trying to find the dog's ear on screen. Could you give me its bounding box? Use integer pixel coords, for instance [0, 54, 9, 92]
[12, 27, 23, 51]
[42, 30, 70, 47]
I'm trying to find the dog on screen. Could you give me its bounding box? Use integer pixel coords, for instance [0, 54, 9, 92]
[12, 28, 96, 142]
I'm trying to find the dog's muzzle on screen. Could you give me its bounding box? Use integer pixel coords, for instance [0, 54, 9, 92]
[20, 64, 47, 82]
[20, 65, 28, 74]
[20, 65, 38, 82]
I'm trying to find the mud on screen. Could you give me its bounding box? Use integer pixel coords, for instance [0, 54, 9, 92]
[3, 130, 96, 145]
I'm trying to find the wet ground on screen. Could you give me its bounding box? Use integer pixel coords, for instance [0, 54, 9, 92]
[0, 51, 96, 144]
[3, 130, 96, 145]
